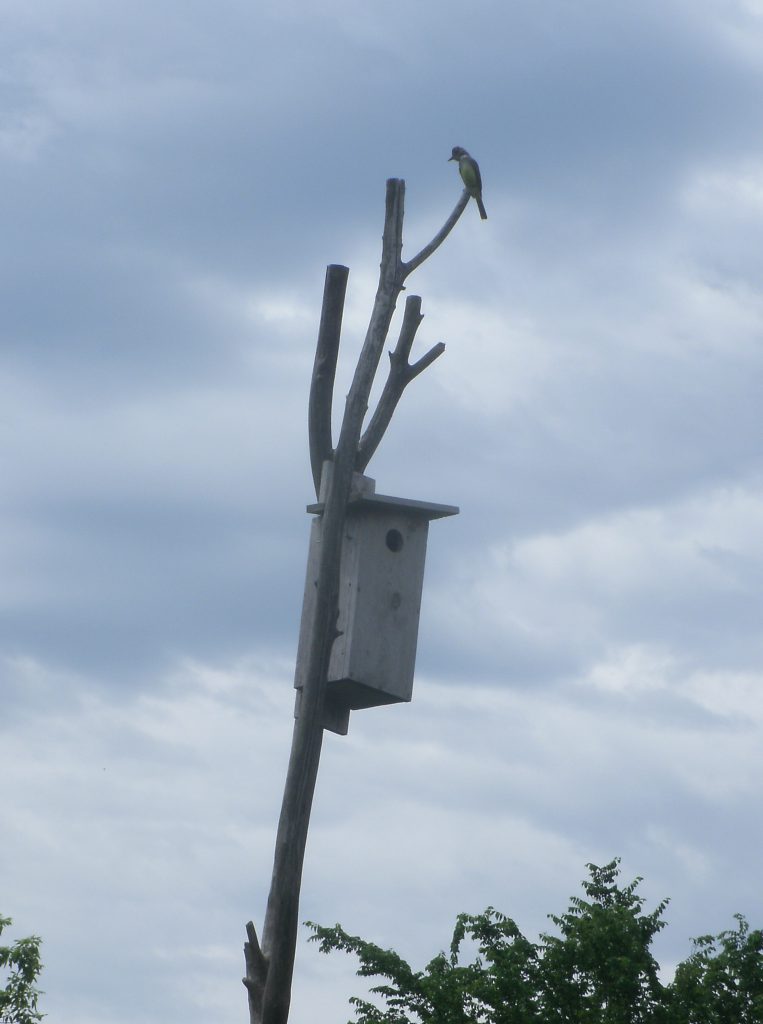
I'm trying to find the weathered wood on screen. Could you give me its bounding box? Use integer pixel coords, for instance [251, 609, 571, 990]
[402, 190, 470, 277]
[295, 483, 458, 730]
[308, 264, 348, 498]
[357, 295, 445, 473]
[243, 921, 267, 1020]
[324, 498, 446, 706]
[246, 176, 469, 1024]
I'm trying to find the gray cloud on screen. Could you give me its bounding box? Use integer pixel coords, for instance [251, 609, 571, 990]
[2, 1, 763, 1020]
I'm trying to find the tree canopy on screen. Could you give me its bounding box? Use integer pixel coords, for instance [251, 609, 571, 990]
[308, 859, 763, 1024]
[0, 916, 44, 1024]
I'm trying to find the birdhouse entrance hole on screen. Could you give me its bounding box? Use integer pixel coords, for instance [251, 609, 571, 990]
[386, 528, 404, 552]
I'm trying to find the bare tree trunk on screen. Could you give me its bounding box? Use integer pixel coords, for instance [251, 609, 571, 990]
[243, 178, 470, 1024]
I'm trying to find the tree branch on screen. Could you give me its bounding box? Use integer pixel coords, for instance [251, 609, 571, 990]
[353, 189, 469, 470]
[337, 179, 406, 433]
[409, 341, 446, 377]
[356, 295, 445, 473]
[308, 264, 348, 498]
[243, 921, 268, 1020]
[402, 190, 469, 279]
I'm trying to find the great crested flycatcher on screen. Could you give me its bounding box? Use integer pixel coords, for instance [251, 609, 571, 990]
[448, 146, 487, 220]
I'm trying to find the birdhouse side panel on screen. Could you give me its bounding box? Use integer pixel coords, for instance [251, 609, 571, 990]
[326, 516, 363, 690]
[332, 512, 430, 704]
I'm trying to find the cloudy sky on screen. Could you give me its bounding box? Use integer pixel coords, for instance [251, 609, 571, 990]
[2, 0, 763, 1020]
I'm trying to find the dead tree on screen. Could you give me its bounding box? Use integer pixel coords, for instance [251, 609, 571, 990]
[244, 177, 471, 1024]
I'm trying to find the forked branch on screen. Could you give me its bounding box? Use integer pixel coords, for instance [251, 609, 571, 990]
[354, 190, 468, 463]
[356, 295, 445, 473]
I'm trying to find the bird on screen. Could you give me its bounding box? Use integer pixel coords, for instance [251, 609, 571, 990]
[449, 146, 487, 220]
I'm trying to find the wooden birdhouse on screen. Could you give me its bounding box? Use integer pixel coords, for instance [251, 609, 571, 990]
[294, 469, 458, 735]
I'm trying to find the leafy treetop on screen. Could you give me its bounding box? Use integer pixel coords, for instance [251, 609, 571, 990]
[308, 859, 763, 1024]
[0, 916, 44, 1024]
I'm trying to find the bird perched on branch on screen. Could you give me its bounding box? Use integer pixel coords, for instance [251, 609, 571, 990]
[449, 146, 487, 220]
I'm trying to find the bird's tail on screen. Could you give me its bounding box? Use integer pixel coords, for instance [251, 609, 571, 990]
[476, 195, 487, 220]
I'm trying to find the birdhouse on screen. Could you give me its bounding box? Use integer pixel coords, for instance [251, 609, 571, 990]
[294, 470, 458, 735]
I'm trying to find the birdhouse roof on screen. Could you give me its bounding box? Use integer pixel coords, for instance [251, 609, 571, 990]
[307, 491, 459, 521]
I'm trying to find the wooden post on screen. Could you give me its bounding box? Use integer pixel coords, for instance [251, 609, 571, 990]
[243, 178, 470, 1024]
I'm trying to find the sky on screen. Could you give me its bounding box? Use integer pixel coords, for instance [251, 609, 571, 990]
[2, 0, 763, 1020]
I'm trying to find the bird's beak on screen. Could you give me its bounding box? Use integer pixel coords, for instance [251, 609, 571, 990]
[447, 155, 455, 161]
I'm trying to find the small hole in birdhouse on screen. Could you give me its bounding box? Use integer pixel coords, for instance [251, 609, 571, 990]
[385, 528, 404, 552]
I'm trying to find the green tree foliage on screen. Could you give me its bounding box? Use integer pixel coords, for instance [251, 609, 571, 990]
[0, 917, 44, 1024]
[308, 859, 763, 1024]
[671, 914, 763, 1023]
[540, 860, 669, 1023]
